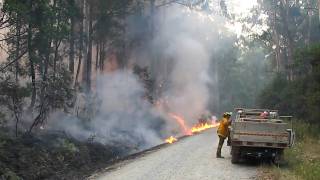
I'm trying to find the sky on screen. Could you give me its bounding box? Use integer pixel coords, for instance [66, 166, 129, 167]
[225, 0, 267, 37]
[227, 0, 258, 15]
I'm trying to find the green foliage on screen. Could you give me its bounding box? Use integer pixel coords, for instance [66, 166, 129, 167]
[284, 141, 320, 180]
[216, 44, 268, 113]
[0, 78, 30, 100]
[58, 139, 79, 154]
[259, 44, 320, 124]
[259, 121, 320, 180]
[133, 64, 154, 104]
[0, 169, 21, 180]
[0, 77, 29, 127]
[94, 0, 130, 40]
[293, 120, 320, 141]
[0, 113, 5, 126]
[44, 67, 74, 110]
[1, 0, 78, 131]
[248, 0, 320, 80]
[277, 121, 320, 180]
[295, 44, 320, 76]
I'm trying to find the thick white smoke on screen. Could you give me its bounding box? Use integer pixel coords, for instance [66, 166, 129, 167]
[151, 6, 230, 125]
[48, 4, 236, 152]
[163, 36, 210, 124]
[48, 71, 166, 151]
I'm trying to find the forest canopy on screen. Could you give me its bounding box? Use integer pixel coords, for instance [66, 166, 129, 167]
[0, 0, 320, 179]
[0, 0, 318, 153]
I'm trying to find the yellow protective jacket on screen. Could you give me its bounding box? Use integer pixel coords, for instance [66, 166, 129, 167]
[217, 117, 231, 138]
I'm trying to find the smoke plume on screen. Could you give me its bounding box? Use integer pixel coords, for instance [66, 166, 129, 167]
[48, 71, 168, 150]
[151, 6, 229, 125]
[48, 4, 235, 152]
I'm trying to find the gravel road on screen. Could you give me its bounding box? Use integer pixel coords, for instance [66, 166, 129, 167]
[92, 129, 257, 180]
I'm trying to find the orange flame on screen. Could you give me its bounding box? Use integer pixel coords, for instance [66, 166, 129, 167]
[164, 112, 221, 144]
[169, 113, 192, 135]
[165, 136, 178, 144]
[191, 122, 220, 133]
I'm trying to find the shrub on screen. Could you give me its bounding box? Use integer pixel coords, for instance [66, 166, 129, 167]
[259, 44, 320, 124]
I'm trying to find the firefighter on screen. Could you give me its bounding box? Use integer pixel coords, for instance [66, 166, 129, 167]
[216, 112, 232, 158]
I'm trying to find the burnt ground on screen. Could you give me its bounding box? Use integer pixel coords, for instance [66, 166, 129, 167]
[0, 128, 133, 180]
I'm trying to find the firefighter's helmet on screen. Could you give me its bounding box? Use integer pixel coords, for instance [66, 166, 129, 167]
[223, 112, 232, 118]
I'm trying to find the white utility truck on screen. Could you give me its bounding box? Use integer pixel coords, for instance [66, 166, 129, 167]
[230, 108, 295, 164]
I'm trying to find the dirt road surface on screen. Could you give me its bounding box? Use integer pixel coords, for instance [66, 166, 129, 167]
[91, 129, 257, 180]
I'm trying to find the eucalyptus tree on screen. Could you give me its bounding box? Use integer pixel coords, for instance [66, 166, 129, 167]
[253, 0, 320, 79]
[0, 0, 76, 133]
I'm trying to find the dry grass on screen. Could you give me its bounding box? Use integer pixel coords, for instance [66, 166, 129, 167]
[258, 121, 320, 180]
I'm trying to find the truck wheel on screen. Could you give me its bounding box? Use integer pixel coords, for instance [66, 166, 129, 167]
[231, 146, 240, 164]
[273, 149, 284, 166]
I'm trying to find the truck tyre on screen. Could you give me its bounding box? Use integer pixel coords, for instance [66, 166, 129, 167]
[273, 149, 284, 166]
[231, 146, 240, 164]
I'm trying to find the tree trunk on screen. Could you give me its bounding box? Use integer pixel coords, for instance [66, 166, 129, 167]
[318, 0, 320, 24]
[43, 40, 50, 82]
[28, 11, 36, 110]
[305, 0, 311, 45]
[43, 14, 53, 82]
[75, 0, 84, 87]
[85, 2, 93, 93]
[150, 0, 155, 32]
[12, 95, 19, 137]
[15, 19, 21, 83]
[99, 41, 105, 71]
[53, 0, 63, 80]
[53, 40, 61, 80]
[81, 0, 89, 89]
[150, 0, 157, 92]
[272, 4, 282, 73]
[69, 15, 75, 75]
[280, 0, 294, 80]
[95, 42, 100, 72]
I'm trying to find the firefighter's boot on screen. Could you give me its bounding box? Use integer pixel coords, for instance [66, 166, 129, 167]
[216, 145, 224, 158]
[227, 138, 231, 146]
